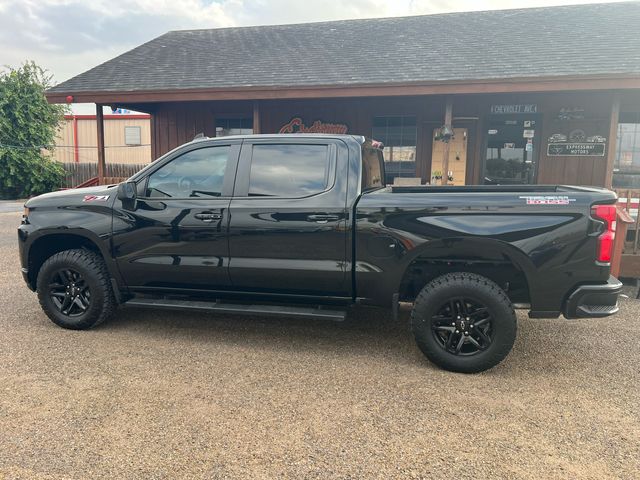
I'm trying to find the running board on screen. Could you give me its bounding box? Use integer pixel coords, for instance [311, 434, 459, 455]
[124, 298, 347, 321]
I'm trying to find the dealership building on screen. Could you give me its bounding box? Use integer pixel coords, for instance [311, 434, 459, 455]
[46, 2, 640, 190]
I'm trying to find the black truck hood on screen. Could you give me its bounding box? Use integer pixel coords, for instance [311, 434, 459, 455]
[25, 185, 118, 208]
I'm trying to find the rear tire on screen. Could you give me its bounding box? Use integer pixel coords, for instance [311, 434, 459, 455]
[411, 272, 517, 373]
[36, 249, 117, 330]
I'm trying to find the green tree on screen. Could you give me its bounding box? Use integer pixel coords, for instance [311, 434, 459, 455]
[0, 62, 66, 199]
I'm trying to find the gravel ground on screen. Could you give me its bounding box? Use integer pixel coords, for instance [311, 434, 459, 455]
[1, 211, 639, 479]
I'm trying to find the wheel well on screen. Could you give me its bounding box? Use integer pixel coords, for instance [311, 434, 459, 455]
[399, 258, 531, 304]
[28, 234, 102, 287]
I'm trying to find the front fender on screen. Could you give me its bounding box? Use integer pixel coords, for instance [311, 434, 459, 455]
[19, 199, 122, 290]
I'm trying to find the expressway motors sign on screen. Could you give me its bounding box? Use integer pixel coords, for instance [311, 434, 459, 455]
[547, 143, 606, 156]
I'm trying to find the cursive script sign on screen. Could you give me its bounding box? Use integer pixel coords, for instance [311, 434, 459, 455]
[279, 117, 348, 134]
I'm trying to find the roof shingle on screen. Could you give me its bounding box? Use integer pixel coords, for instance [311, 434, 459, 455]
[48, 2, 640, 94]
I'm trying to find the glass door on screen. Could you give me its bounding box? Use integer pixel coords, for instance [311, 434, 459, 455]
[483, 115, 540, 185]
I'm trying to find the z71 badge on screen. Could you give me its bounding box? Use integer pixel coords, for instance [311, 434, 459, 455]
[519, 195, 575, 205]
[83, 195, 110, 202]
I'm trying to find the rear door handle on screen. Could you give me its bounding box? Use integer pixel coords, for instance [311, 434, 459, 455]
[194, 212, 223, 222]
[307, 214, 340, 223]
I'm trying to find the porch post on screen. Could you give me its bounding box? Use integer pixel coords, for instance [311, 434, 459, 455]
[96, 104, 106, 183]
[441, 97, 454, 185]
[604, 94, 621, 189]
[253, 100, 261, 134]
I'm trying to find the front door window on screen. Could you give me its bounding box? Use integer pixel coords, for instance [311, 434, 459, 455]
[483, 116, 539, 184]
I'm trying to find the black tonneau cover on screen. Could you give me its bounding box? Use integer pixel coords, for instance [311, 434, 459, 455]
[389, 185, 613, 194]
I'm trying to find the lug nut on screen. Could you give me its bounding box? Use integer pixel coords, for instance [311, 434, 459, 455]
[455, 330, 459, 334]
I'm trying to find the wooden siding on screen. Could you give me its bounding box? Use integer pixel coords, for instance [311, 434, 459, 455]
[51, 116, 152, 165]
[149, 90, 626, 187]
[535, 91, 616, 186]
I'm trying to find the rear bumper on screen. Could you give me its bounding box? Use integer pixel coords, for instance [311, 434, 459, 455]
[563, 275, 622, 319]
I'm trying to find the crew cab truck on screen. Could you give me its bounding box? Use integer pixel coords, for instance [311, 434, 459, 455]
[18, 134, 622, 373]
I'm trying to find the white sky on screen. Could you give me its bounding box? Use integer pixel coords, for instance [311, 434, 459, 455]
[0, 0, 627, 113]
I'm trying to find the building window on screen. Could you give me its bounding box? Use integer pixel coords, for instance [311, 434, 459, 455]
[216, 118, 253, 137]
[124, 126, 141, 146]
[372, 116, 417, 184]
[614, 113, 640, 188]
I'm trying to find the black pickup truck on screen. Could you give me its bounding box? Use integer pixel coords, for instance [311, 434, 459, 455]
[18, 134, 622, 372]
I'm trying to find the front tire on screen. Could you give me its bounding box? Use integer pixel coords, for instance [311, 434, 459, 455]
[411, 272, 517, 373]
[36, 249, 117, 330]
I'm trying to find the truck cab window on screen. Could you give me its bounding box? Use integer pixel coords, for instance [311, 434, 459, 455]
[361, 145, 385, 191]
[146, 146, 230, 198]
[248, 144, 330, 197]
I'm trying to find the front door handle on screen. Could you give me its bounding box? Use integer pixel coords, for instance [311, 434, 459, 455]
[194, 212, 223, 222]
[307, 214, 340, 223]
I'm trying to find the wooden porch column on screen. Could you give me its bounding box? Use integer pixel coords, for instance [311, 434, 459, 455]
[441, 97, 454, 185]
[604, 94, 621, 189]
[96, 104, 106, 183]
[253, 101, 261, 134]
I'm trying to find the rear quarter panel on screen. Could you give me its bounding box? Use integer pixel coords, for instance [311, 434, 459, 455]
[355, 189, 614, 312]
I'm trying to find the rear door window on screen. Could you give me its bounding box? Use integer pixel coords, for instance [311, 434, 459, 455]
[248, 144, 331, 197]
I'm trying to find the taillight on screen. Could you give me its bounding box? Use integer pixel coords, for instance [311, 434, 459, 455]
[591, 204, 617, 263]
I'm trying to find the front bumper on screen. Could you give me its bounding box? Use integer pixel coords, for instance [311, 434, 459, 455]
[18, 224, 35, 291]
[563, 275, 623, 318]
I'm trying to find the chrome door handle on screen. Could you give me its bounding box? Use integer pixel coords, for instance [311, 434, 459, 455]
[194, 212, 223, 222]
[307, 214, 340, 223]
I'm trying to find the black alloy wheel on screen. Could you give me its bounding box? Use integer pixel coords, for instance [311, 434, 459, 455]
[48, 268, 92, 317]
[431, 297, 493, 356]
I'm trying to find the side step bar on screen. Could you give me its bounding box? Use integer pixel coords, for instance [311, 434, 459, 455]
[124, 297, 347, 321]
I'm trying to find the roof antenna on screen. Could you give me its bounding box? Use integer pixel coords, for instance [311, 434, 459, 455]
[193, 132, 207, 141]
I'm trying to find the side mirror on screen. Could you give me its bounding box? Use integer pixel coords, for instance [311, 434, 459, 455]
[117, 181, 137, 201]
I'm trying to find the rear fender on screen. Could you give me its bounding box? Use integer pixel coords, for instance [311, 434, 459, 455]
[397, 236, 539, 303]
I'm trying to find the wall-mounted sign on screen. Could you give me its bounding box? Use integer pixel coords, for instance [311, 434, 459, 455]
[279, 117, 348, 134]
[523, 129, 535, 138]
[547, 143, 605, 156]
[490, 104, 537, 114]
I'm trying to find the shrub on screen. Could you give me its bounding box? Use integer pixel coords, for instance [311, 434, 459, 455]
[0, 62, 66, 199]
